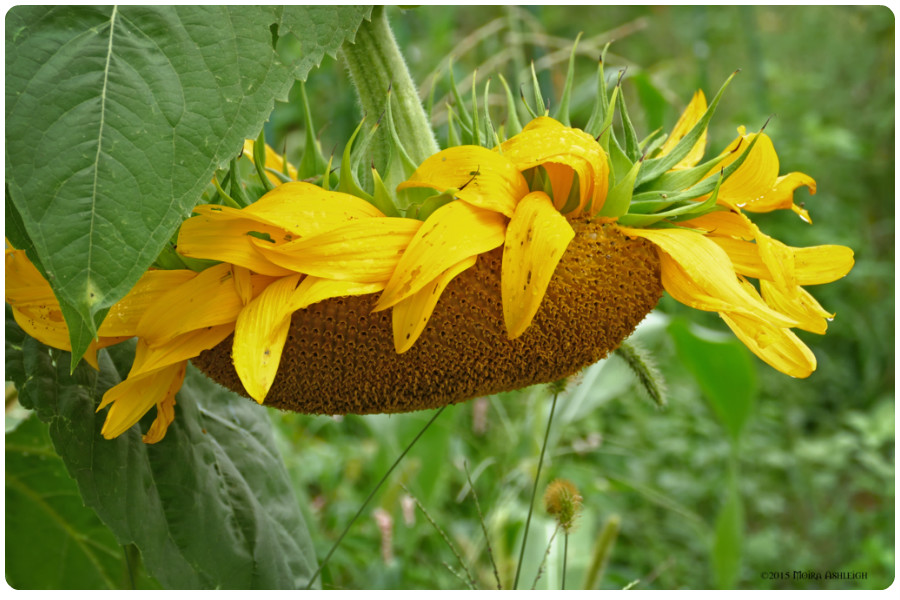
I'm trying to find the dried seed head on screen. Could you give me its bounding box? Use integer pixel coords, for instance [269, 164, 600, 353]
[544, 478, 582, 532]
[192, 220, 662, 415]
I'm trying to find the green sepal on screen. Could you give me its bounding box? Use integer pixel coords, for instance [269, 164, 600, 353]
[350, 118, 381, 189]
[497, 74, 522, 137]
[339, 118, 376, 202]
[448, 60, 473, 132]
[415, 190, 455, 221]
[584, 44, 611, 137]
[321, 152, 335, 191]
[370, 165, 401, 217]
[297, 81, 328, 181]
[631, 130, 761, 207]
[529, 61, 547, 116]
[470, 69, 482, 147]
[635, 70, 739, 187]
[559, 172, 582, 214]
[519, 84, 539, 120]
[640, 151, 732, 197]
[384, 87, 419, 179]
[483, 78, 501, 148]
[618, 169, 725, 227]
[598, 157, 641, 218]
[228, 157, 250, 208]
[252, 127, 275, 193]
[608, 136, 633, 188]
[598, 78, 621, 152]
[446, 103, 461, 148]
[211, 171, 241, 209]
[639, 128, 666, 154]
[615, 78, 641, 163]
[553, 32, 582, 127]
[153, 241, 189, 270]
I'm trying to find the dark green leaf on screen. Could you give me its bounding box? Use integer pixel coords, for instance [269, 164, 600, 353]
[6, 6, 295, 363]
[6, 312, 318, 589]
[277, 6, 373, 81]
[6, 415, 156, 589]
[669, 319, 757, 442]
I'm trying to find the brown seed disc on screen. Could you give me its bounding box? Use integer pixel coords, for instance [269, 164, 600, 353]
[192, 220, 662, 415]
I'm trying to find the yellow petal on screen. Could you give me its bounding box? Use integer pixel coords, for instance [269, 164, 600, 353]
[243, 182, 386, 236]
[679, 211, 756, 240]
[793, 244, 855, 285]
[500, 118, 608, 216]
[720, 312, 816, 378]
[233, 274, 303, 403]
[541, 162, 575, 211]
[99, 361, 187, 440]
[140, 375, 181, 444]
[252, 218, 421, 282]
[290, 276, 385, 311]
[397, 146, 528, 217]
[129, 324, 235, 378]
[659, 90, 708, 169]
[5, 248, 56, 304]
[619, 226, 796, 327]
[716, 130, 779, 209]
[742, 172, 816, 221]
[501, 191, 575, 339]
[760, 280, 832, 334]
[375, 201, 507, 311]
[137, 263, 244, 346]
[176, 206, 296, 276]
[99, 270, 197, 337]
[391, 255, 477, 353]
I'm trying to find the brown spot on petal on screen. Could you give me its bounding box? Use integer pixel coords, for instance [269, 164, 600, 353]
[193, 220, 662, 415]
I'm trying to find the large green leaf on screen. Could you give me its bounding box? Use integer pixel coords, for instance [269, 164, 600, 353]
[668, 319, 757, 442]
[5, 310, 318, 589]
[277, 6, 373, 81]
[6, 415, 156, 589]
[5, 6, 371, 366]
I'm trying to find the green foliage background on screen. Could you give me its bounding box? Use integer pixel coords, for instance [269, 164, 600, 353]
[6, 5, 894, 590]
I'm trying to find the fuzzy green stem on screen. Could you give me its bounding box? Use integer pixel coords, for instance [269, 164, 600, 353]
[513, 392, 559, 589]
[342, 7, 439, 187]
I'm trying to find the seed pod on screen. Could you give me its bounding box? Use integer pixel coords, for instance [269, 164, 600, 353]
[192, 220, 662, 415]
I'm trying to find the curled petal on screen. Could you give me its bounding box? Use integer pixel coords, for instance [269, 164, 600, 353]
[760, 280, 833, 335]
[98, 361, 187, 441]
[500, 117, 608, 216]
[742, 172, 816, 222]
[100, 270, 197, 337]
[716, 130, 779, 209]
[501, 192, 575, 339]
[659, 90, 708, 169]
[392, 255, 477, 353]
[130, 324, 235, 378]
[375, 201, 507, 311]
[290, 276, 385, 312]
[252, 218, 421, 282]
[397, 146, 528, 217]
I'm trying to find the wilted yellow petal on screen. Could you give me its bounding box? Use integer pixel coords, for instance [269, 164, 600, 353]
[397, 146, 528, 217]
[716, 130, 779, 209]
[252, 218, 421, 282]
[137, 263, 244, 346]
[291, 276, 385, 311]
[233, 274, 303, 403]
[141, 383, 178, 444]
[243, 182, 386, 236]
[177, 207, 296, 276]
[659, 90, 708, 169]
[99, 270, 197, 337]
[720, 312, 816, 378]
[375, 201, 507, 311]
[500, 118, 608, 216]
[391, 255, 477, 353]
[129, 324, 235, 378]
[619, 226, 796, 327]
[793, 245, 855, 285]
[679, 211, 756, 240]
[760, 280, 832, 334]
[98, 361, 187, 440]
[5, 248, 57, 304]
[501, 192, 575, 339]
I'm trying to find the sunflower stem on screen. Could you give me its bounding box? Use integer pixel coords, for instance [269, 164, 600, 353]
[513, 391, 559, 589]
[341, 7, 439, 189]
[304, 406, 446, 590]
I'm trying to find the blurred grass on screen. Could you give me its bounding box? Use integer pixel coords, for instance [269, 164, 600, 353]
[268, 6, 894, 590]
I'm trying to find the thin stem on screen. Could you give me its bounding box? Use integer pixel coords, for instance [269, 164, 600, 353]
[513, 391, 559, 589]
[464, 461, 502, 590]
[562, 531, 569, 590]
[304, 406, 446, 590]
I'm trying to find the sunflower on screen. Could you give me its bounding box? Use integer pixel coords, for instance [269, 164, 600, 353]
[5, 82, 853, 443]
